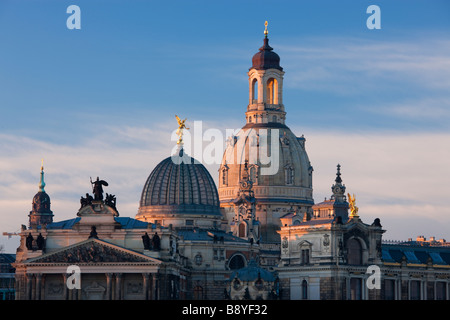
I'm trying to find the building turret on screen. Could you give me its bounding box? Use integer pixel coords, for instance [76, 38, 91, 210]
[219, 22, 314, 251]
[28, 161, 53, 228]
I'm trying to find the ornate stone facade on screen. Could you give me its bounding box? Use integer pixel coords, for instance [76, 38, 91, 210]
[11, 26, 450, 301]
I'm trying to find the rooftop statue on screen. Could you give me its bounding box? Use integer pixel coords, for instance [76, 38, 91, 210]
[348, 193, 359, 218]
[175, 115, 189, 145]
[90, 177, 108, 201]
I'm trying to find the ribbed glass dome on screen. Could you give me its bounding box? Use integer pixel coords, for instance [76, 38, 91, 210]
[137, 148, 221, 217]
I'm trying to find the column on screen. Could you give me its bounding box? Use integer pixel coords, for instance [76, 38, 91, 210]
[152, 273, 159, 300]
[445, 281, 450, 300]
[35, 274, 42, 300]
[115, 273, 123, 300]
[26, 274, 33, 300]
[345, 276, 350, 300]
[63, 274, 69, 300]
[106, 273, 113, 300]
[142, 273, 150, 300]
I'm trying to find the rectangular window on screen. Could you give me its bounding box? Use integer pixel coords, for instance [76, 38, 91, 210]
[436, 282, 447, 300]
[410, 281, 421, 300]
[301, 249, 310, 265]
[186, 219, 194, 226]
[384, 279, 395, 300]
[350, 278, 362, 300]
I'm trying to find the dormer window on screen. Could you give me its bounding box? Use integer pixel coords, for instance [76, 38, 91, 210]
[222, 167, 228, 186]
[285, 165, 294, 185]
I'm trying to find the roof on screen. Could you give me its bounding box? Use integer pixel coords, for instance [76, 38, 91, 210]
[47, 217, 80, 229]
[176, 228, 248, 243]
[251, 37, 283, 71]
[114, 217, 150, 229]
[231, 260, 276, 282]
[0, 254, 16, 264]
[47, 217, 151, 230]
[313, 199, 335, 208]
[382, 243, 450, 265]
[294, 218, 335, 226]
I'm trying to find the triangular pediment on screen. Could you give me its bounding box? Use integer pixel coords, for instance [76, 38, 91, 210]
[25, 238, 161, 265]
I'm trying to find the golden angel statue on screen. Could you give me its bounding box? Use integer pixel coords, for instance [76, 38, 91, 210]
[347, 193, 359, 218]
[175, 115, 189, 145]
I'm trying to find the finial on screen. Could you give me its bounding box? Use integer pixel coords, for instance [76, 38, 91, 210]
[335, 163, 342, 184]
[175, 115, 189, 145]
[264, 21, 268, 37]
[39, 159, 46, 192]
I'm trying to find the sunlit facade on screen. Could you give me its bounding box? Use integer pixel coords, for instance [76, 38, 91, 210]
[11, 28, 450, 300]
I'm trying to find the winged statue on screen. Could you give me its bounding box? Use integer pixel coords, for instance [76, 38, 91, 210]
[175, 115, 189, 145]
[347, 193, 359, 218]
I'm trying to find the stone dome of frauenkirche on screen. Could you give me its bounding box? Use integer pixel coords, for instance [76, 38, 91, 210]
[136, 148, 221, 222]
[218, 25, 314, 243]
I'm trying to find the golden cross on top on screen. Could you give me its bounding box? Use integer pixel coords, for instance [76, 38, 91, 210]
[264, 21, 268, 37]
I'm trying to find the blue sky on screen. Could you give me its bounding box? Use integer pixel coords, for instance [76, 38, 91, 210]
[1, 0, 450, 252]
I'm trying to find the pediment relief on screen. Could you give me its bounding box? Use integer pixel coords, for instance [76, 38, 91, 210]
[26, 239, 161, 264]
[77, 201, 119, 217]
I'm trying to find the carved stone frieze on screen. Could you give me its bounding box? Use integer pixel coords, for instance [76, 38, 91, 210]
[35, 240, 150, 263]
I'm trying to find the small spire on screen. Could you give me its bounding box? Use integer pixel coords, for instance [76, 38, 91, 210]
[335, 164, 342, 184]
[38, 159, 46, 192]
[264, 21, 268, 37]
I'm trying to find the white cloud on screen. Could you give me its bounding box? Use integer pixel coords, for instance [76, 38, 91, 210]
[2, 120, 450, 253]
[278, 36, 450, 93]
[299, 128, 450, 241]
[361, 97, 450, 121]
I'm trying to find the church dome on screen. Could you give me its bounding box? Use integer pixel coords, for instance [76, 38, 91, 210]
[251, 37, 283, 71]
[137, 148, 221, 218]
[31, 191, 52, 214]
[29, 163, 54, 228]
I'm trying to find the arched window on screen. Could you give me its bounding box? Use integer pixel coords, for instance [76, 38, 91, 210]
[252, 78, 258, 104]
[302, 280, 308, 300]
[249, 165, 258, 184]
[229, 254, 246, 270]
[347, 238, 362, 265]
[266, 78, 278, 104]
